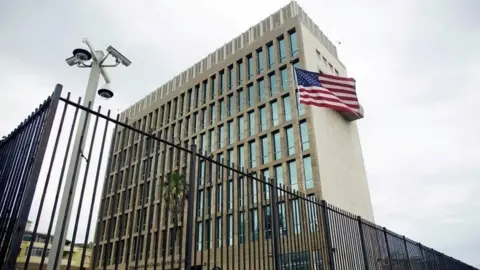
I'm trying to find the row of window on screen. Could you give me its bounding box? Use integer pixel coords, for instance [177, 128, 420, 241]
[103, 152, 313, 220]
[97, 194, 320, 265]
[117, 29, 300, 152]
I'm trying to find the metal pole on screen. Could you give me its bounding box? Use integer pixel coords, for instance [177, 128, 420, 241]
[357, 216, 369, 270]
[184, 144, 197, 270]
[47, 52, 103, 270]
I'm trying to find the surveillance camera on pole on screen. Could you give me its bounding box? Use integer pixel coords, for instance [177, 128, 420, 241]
[48, 38, 131, 270]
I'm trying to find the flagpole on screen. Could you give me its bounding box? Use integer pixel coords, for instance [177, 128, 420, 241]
[290, 64, 307, 192]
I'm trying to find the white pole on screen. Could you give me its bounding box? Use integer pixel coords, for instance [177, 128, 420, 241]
[290, 66, 306, 191]
[47, 51, 103, 270]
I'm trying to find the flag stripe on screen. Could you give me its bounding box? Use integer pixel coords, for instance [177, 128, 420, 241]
[299, 88, 359, 103]
[318, 76, 356, 88]
[299, 89, 360, 110]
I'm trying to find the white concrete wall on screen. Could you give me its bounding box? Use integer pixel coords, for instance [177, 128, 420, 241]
[299, 24, 375, 222]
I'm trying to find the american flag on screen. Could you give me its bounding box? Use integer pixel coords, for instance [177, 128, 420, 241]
[294, 67, 362, 118]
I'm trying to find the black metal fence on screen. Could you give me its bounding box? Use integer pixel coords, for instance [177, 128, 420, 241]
[0, 85, 477, 270]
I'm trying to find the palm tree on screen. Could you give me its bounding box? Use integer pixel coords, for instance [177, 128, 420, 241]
[162, 171, 189, 214]
[162, 170, 188, 268]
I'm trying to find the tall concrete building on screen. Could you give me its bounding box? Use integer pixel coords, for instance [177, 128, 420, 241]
[95, 1, 374, 269]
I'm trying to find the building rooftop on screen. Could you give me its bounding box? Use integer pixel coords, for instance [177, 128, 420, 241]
[121, 1, 340, 121]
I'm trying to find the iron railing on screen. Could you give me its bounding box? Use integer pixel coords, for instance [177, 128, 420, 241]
[0, 85, 476, 270]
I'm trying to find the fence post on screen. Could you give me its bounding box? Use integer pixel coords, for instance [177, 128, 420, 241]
[418, 243, 428, 269]
[383, 227, 393, 270]
[357, 216, 369, 270]
[3, 84, 62, 269]
[184, 144, 197, 270]
[321, 200, 335, 270]
[270, 177, 281, 270]
[402, 236, 412, 270]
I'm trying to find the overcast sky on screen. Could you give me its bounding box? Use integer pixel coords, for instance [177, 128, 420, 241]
[1, 0, 479, 267]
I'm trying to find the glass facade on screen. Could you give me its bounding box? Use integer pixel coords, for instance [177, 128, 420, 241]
[101, 26, 325, 268]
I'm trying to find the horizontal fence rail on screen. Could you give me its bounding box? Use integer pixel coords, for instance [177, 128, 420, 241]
[0, 86, 477, 270]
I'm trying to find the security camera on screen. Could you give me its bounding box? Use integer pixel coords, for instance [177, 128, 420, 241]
[72, 44, 92, 62]
[97, 83, 114, 99]
[106, 46, 131, 67]
[65, 56, 79, 66]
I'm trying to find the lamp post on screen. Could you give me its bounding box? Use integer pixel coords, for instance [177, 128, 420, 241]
[47, 38, 131, 270]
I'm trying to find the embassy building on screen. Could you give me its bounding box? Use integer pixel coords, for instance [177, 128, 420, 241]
[95, 1, 374, 269]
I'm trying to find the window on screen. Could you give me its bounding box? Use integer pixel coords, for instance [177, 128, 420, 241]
[193, 112, 198, 133]
[261, 136, 269, 164]
[238, 212, 245, 244]
[238, 176, 245, 207]
[307, 194, 318, 232]
[201, 109, 207, 129]
[216, 217, 222, 247]
[278, 36, 286, 63]
[205, 219, 212, 249]
[227, 149, 234, 168]
[248, 111, 255, 137]
[288, 160, 298, 191]
[227, 180, 233, 210]
[211, 76, 216, 99]
[197, 190, 204, 216]
[228, 65, 234, 89]
[292, 199, 301, 234]
[271, 101, 279, 126]
[269, 73, 277, 96]
[264, 206, 272, 239]
[289, 30, 298, 57]
[267, 43, 275, 68]
[280, 68, 288, 92]
[200, 133, 206, 152]
[282, 96, 292, 121]
[286, 127, 295, 156]
[334, 68, 339, 76]
[196, 222, 203, 251]
[237, 89, 244, 112]
[227, 214, 234, 246]
[216, 184, 223, 210]
[257, 48, 264, 74]
[250, 209, 259, 241]
[219, 71, 225, 94]
[300, 121, 309, 151]
[227, 121, 234, 144]
[247, 84, 255, 107]
[262, 169, 270, 200]
[237, 60, 244, 84]
[273, 132, 281, 160]
[209, 104, 216, 125]
[202, 81, 208, 103]
[228, 95, 234, 116]
[304, 156, 314, 189]
[247, 55, 254, 80]
[237, 144, 245, 167]
[237, 116, 244, 140]
[185, 117, 190, 136]
[259, 106, 267, 131]
[278, 202, 287, 236]
[219, 99, 226, 120]
[218, 125, 225, 148]
[249, 141, 257, 168]
[258, 79, 265, 101]
[274, 165, 284, 191]
[251, 176, 258, 204]
[209, 129, 215, 152]
[199, 160, 206, 185]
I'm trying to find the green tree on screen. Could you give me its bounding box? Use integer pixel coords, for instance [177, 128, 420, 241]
[162, 171, 189, 214]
